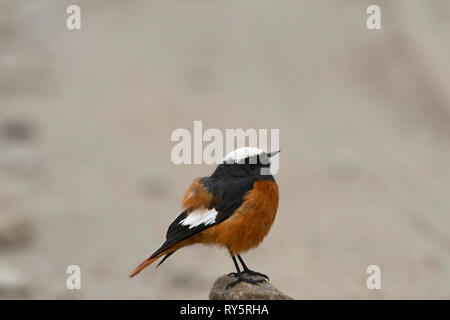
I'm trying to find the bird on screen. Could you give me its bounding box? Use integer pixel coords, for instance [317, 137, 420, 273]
[129, 147, 280, 288]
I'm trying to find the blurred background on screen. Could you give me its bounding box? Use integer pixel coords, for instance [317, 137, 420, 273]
[1, 0, 449, 299]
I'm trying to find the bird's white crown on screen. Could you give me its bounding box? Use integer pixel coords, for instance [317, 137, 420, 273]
[222, 147, 264, 163]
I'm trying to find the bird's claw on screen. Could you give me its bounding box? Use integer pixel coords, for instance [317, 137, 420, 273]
[242, 269, 269, 281]
[226, 275, 267, 289]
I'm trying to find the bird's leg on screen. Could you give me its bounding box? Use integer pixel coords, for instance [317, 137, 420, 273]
[227, 255, 241, 278]
[226, 255, 266, 289]
[237, 255, 269, 280]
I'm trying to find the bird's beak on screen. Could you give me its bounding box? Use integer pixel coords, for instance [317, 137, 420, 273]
[267, 150, 280, 158]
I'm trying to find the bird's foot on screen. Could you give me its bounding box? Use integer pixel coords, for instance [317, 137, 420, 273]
[227, 272, 239, 277]
[242, 269, 270, 281]
[226, 274, 266, 289]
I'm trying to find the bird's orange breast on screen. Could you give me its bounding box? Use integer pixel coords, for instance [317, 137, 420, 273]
[196, 180, 279, 254]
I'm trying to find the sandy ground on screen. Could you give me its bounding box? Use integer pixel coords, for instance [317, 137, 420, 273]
[1, 0, 449, 299]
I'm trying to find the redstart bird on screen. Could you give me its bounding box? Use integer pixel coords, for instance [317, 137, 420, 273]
[130, 147, 280, 288]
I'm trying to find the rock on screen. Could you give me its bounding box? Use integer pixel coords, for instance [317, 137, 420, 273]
[209, 274, 292, 300]
[0, 265, 30, 298]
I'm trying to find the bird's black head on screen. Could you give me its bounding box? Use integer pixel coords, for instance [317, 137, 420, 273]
[211, 147, 280, 178]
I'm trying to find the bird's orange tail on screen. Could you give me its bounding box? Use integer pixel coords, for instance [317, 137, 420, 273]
[129, 253, 164, 278]
[130, 237, 193, 277]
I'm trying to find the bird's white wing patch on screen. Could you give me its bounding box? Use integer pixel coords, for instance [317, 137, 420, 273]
[179, 209, 218, 229]
[222, 147, 263, 163]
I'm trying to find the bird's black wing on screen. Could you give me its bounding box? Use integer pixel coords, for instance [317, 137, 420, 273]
[150, 176, 256, 260]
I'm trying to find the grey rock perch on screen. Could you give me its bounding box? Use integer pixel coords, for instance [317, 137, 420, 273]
[209, 274, 292, 300]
